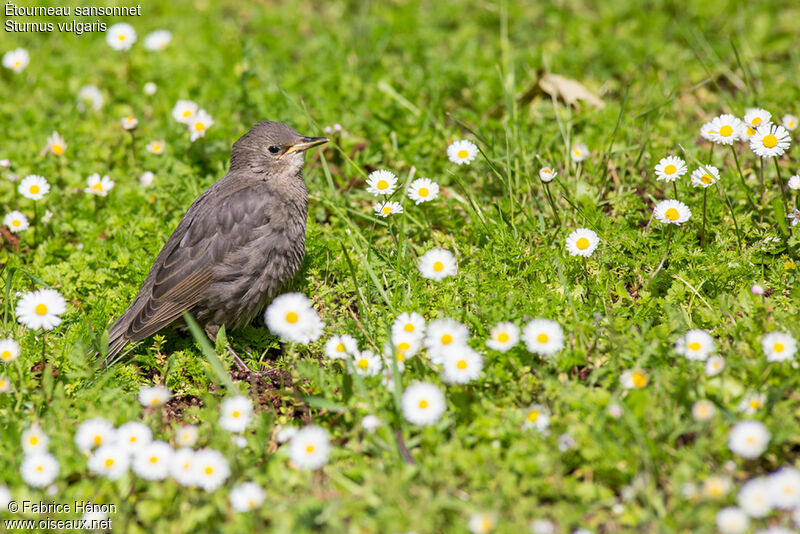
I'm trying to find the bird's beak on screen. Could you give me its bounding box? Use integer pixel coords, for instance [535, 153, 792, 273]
[281, 136, 328, 158]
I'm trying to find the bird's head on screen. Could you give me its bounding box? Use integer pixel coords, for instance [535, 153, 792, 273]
[230, 121, 328, 176]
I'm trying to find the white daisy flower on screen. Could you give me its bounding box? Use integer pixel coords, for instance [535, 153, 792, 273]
[402, 382, 446, 426]
[716, 507, 749, 534]
[230, 482, 266, 512]
[788, 175, 800, 190]
[139, 171, 155, 187]
[418, 248, 457, 281]
[789, 209, 800, 227]
[21, 425, 48, 454]
[571, 143, 589, 162]
[365, 170, 397, 196]
[46, 131, 67, 157]
[762, 331, 796, 362]
[743, 108, 772, 137]
[373, 200, 403, 218]
[468, 512, 496, 534]
[144, 30, 172, 51]
[522, 404, 550, 432]
[189, 110, 214, 141]
[675, 330, 715, 361]
[16, 289, 67, 331]
[0, 486, 11, 511]
[708, 114, 743, 145]
[654, 155, 687, 182]
[175, 424, 198, 448]
[691, 399, 715, 422]
[20, 453, 59, 488]
[699, 121, 716, 142]
[146, 140, 165, 155]
[565, 228, 599, 257]
[74, 417, 115, 452]
[485, 321, 519, 353]
[106, 23, 136, 50]
[170, 448, 196, 487]
[84, 174, 114, 197]
[440, 345, 483, 384]
[121, 115, 138, 130]
[264, 292, 325, 344]
[0, 158, 10, 168]
[276, 426, 298, 444]
[407, 178, 439, 204]
[77, 85, 103, 111]
[0, 376, 11, 393]
[702, 475, 732, 499]
[728, 420, 769, 459]
[138, 385, 170, 408]
[362, 415, 382, 433]
[143, 82, 157, 95]
[653, 199, 691, 225]
[425, 318, 469, 364]
[392, 312, 426, 342]
[2, 48, 29, 73]
[0, 338, 20, 363]
[522, 319, 564, 357]
[690, 165, 721, 188]
[324, 334, 358, 360]
[288, 426, 331, 470]
[352, 350, 383, 376]
[768, 467, 800, 509]
[19, 175, 50, 200]
[384, 337, 421, 366]
[132, 441, 173, 481]
[116, 422, 152, 453]
[607, 403, 623, 418]
[172, 100, 198, 123]
[783, 114, 798, 131]
[737, 477, 772, 517]
[3, 211, 28, 233]
[705, 355, 725, 376]
[539, 167, 557, 182]
[620, 369, 648, 389]
[192, 449, 230, 491]
[447, 139, 478, 165]
[530, 519, 556, 534]
[88, 444, 130, 480]
[750, 123, 791, 158]
[738, 393, 766, 415]
[219, 395, 253, 433]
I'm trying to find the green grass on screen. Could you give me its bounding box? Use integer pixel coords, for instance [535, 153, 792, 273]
[2, 0, 800, 532]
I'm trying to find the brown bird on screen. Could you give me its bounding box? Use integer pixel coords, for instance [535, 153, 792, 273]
[104, 121, 327, 368]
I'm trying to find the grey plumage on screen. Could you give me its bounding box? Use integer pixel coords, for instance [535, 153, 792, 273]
[104, 121, 327, 363]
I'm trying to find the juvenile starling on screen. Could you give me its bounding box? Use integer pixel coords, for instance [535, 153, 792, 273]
[104, 121, 327, 366]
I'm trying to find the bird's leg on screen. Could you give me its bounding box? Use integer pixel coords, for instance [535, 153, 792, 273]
[203, 324, 281, 381]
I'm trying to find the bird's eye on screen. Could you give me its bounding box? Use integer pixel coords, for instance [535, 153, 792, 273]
[268, 145, 281, 154]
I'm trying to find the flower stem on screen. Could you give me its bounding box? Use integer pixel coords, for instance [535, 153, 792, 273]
[700, 188, 707, 248]
[758, 157, 765, 205]
[671, 180, 678, 200]
[729, 145, 758, 212]
[651, 224, 674, 280]
[543, 182, 561, 227]
[773, 157, 793, 238]
[33, 201, 38, 248]
[707, 143, 714, 164]
[716, 182, 743, 250]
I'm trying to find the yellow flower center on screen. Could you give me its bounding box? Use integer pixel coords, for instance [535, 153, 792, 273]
[13, 60, 20, 68]
[752, 117, 763, 126]
[441, 334, 453, 345]
[52, 144, 63, 155]
[746, 127, 755, 136]
[37, 465, 43, 472]
[126, 116, 133, 122]
[232, 410, 240, 418]
[527, 410, 539, 422]
[118, 34, 125, 41]
[701, 174, 713, 184]
[105, 458, 115, 467]
[183, 110, 192, 117]
[357, 358, 369, 369]
[482, 518, 492, 532]
[149, 456, 158, 464]
[746, 436, 755, 444]
[632, 372, 647, 388]
[397, 342, 410, 351]
[11, 220, 20, 227]
[456, 359, 467, 370]
[382, 206, 391, 214]
[688, 342, 701, 351]
[305, 445, 315, 453]
[92, 183, 104, 192]
[285, 311, 299, 324]
[573, 149, 581, 156]
[130, 436, 137, 442]
[195, 122, 205, 132]
[497, 332, 509, 343]
[576, 237, 590, 250]
[774, 343, 785, 353]
[248, 500, 255, 508]
[536, 333, 549, 344]
[336, 343, 345, 352]
[153, 144, 161, 152]
[719, 125, 733, 137]
[30, 436, 39, 445]
[665, 208, 679, 221]
[433, 261, 444, 272]
[377, 179, 388, 190]
[35, 303, 48, 316]
[1, 350, 11, 360]
[664, 164, 676, 175]
[418, 399, 428, 409]
[150, 397, 160, 406]
[93, 435, 102, 446]
[404, 323, 415, 332]
[419, 187, 429, 197]
[30, 185, 40, 194]
[457, 149, 468, 159]
[396, 352, 406, 362]
[749, 399, 761, 410]
[204, 466, 213, 474]
[763, 134, 778, 148]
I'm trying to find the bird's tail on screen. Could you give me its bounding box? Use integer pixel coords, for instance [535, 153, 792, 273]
[98, 315, 132, 367]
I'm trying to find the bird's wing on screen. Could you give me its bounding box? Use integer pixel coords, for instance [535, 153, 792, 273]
[115, 181, 277, 342]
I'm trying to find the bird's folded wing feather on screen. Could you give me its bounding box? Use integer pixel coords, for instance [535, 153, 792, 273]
[119, 182, 276, 341]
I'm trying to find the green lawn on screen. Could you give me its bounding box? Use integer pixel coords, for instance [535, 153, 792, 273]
[1, 0, 800, 532]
